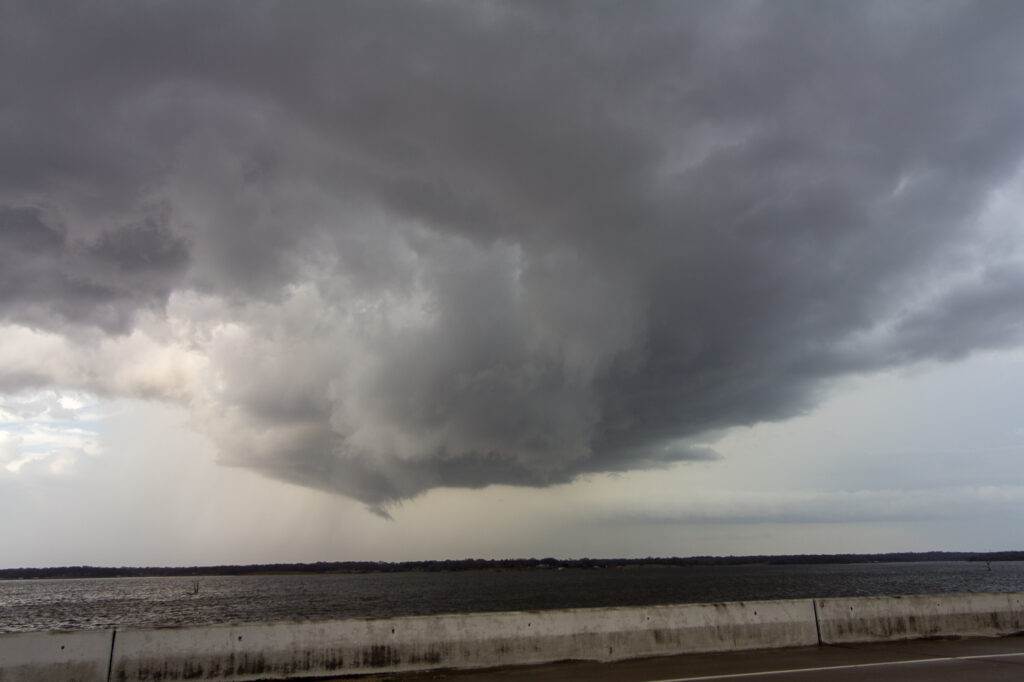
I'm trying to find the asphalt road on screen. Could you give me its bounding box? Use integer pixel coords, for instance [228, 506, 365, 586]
[341, 635, 1024, 682]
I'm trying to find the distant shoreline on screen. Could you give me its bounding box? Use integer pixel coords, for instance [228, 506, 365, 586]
[2, 550, 1021, 580]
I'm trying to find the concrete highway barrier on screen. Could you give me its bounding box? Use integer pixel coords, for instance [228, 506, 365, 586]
[108, 599, 817, 680]
[815, 591, 1024, 644]
[2, 591, 1022, 681]
[0, 630, 113, 682]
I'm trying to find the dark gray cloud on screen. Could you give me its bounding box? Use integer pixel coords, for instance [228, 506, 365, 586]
[3, 1, 1024, 508]
[0, 206, 188, 332]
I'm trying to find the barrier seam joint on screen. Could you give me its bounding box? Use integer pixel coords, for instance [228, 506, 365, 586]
[106, 628, 117, 682]
[811, 599, 822, 645]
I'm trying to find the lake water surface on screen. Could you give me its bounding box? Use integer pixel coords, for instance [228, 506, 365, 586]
[2, 561, 1023, 633]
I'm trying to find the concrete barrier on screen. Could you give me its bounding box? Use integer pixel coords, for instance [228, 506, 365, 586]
[108, 600, 817, 680]
[4, 591, 1023, 681]
[816, 591, 1024, 644]
[0, 630, 113, 682]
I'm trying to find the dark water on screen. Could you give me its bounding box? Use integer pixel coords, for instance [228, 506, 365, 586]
[2, 561, 1022, 633]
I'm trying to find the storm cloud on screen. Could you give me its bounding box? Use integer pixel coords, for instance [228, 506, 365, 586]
[3, 1, 1024, 509]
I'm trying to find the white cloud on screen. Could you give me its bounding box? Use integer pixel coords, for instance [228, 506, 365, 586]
[0, 390, 100, 475]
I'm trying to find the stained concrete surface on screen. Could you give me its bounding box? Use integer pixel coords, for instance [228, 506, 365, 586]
[341, 635, 1024, 682]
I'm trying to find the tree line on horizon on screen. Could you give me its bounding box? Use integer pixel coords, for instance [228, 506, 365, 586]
[2, 551, 1022, 580]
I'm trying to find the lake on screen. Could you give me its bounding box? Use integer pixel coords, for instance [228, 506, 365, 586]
[2, 561, 1022, 633]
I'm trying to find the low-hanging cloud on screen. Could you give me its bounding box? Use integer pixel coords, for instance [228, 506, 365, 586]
[3, 1, 1024, 510]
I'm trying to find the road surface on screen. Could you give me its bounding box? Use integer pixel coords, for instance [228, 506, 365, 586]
[339, 635, 1024, 682]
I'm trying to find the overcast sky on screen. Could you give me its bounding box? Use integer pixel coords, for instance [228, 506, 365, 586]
[3, 1, 1024, 568]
